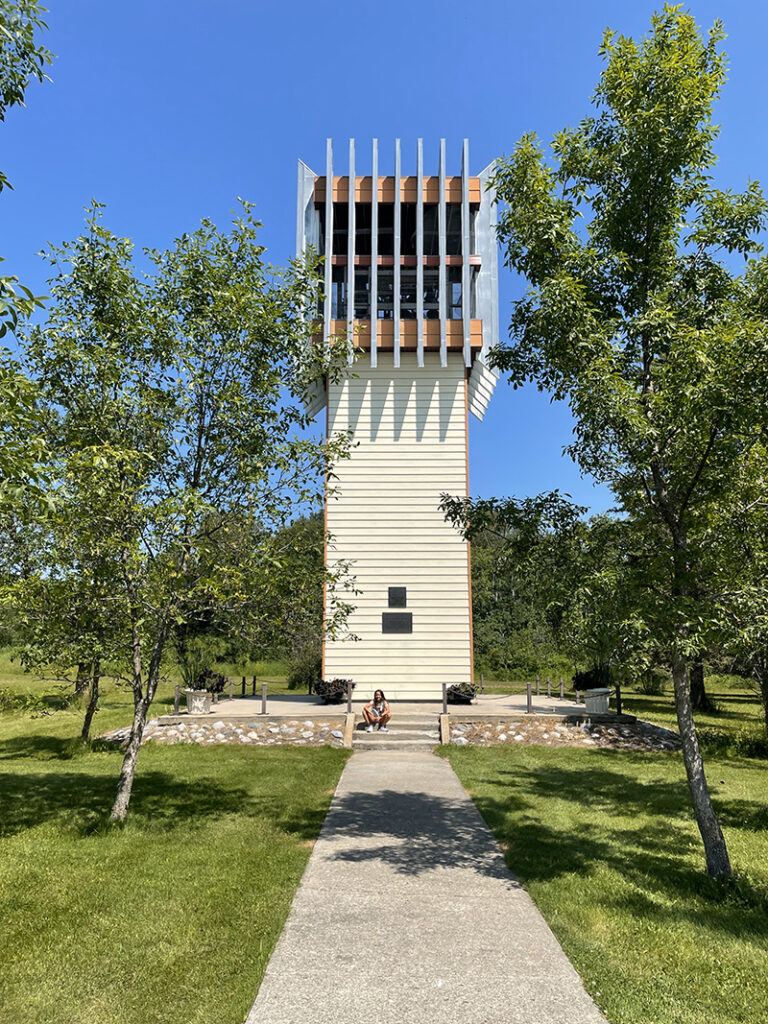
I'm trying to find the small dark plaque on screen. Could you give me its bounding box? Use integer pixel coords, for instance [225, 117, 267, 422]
[382, 612, 413, 634]
[388, 586, 407, 608]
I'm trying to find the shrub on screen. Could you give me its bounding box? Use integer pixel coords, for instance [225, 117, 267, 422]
[636, 670, 667, 696]
[315, 678, 354, 703]
[697, 727, 732, 756]
[733, 728, 768, 759]
[0, 687, 53, 716]
[288, 650, 322, 691]
[192, 668, 227, 694]
[698, 726, 768, 759]
[573, 666, 612, 690]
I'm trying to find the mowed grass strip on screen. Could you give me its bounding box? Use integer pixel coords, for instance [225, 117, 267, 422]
[0, 736, 349, 1024]
[443, 744, 768, 1024]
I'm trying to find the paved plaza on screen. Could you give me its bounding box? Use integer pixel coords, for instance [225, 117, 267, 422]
[171, 691, 589, 721]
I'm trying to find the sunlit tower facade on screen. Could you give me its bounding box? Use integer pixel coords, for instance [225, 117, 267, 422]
[297, 139, 499, 700]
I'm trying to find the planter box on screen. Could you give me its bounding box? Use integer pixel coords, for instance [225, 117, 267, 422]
[315, 679, 354, 704]
[184, 689, 213, 715]
[447, 684, 478, 704]
[584, 687, 611, 714]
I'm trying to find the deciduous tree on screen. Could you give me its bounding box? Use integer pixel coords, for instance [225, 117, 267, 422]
[22, 203, 349, 821]
[487, 6, 768, 877]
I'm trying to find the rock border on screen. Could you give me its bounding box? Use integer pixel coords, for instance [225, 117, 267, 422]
[450, 716, 681, 752]
[99, 717, 347, 748]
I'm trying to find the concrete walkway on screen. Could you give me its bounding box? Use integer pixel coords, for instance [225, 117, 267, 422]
[245, 752, 606, 1024]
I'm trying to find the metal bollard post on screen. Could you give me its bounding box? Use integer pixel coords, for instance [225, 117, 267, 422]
[559, 677, 564, 700]
[261, 682, 268, 715]
[535, 675, 540, 696]
[546, 676, 551, 698]
[174, 684, 180, 714]
[526, 681, 532, 714]
[615, 683, 622, 716]
[480, 672, 485, 694]
[229, 679, 234, 700]
[241, 676, 246, 697]
[252, 675, 256, 696]
[347, 680, 353, 714]
[576, 689, 581, 704]
[442, 683, 448, 715]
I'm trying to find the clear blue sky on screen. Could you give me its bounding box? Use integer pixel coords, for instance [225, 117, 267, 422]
[4, 0, 766, 512]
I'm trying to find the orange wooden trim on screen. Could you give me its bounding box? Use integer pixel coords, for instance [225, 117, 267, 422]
[313, 320, 482, 352]
[314, 175, 481, 204]
[322, 376, 329, 683]
[464, 374, 474, 684]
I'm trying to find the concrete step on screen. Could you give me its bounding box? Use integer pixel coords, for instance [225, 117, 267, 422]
[354, 716, 439, 727]
[356, 728, 439, 739]
[355, 717, 438, 727]
[353, 737, 439, 752]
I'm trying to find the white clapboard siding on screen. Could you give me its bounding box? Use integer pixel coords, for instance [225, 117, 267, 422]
[324, 351, 472, 699]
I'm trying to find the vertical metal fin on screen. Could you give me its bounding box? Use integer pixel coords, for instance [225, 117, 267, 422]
[371, 139, 378, 368]
[324, 138, 333, 356]
[438, 138, 447, 367]
[393, 138, 401, 368]
[296, 159, 305, 260]
[416, 138, 424, 368]
[347, 138, 355, 364]
[461, 138, 471, 368]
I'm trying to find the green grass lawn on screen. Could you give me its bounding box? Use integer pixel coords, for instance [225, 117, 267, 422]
[443, 742, 768, 1024]
[620, 674, 765, 732]
[0, 649, 299, 736]
[0, 653, 348, 1024]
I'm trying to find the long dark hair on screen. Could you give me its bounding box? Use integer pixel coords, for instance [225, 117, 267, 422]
[374, 689, 386, 703]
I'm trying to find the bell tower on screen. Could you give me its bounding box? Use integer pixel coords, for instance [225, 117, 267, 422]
[297, 139, 499, 700]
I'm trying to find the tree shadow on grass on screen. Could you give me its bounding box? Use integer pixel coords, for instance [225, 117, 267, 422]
[461, 755, 768, 938]
[0, 760, 333, 843]
[626, 690, 760, 725]
[0, 733, 85, 761]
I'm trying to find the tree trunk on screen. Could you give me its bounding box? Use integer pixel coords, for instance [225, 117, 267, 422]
[752, 656, 768, 736]
[672, 652, 732, 878]
[109, 624, 167, 823]
[689, 658, 708, 711]
[74, 661, 90, 697]
[109, 692, 150, 822]
[80, 660, 100, 743]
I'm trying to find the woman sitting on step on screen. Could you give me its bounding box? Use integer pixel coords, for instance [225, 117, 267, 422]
[362, 690, 391, 733]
